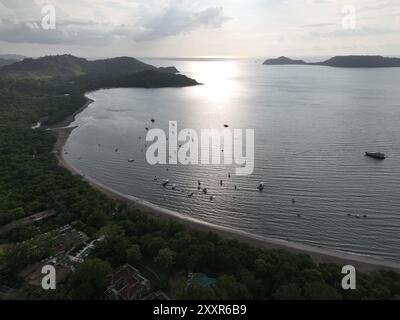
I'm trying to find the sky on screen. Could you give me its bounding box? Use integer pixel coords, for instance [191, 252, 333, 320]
[0, 0, 399, 58]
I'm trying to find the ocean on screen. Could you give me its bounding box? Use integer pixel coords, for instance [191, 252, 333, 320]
[64, 58, 400, 262]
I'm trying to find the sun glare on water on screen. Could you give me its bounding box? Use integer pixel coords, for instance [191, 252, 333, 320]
[187, 60, 239, 107]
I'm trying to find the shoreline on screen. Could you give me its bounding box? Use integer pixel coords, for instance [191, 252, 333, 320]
[52, 95, 400, 273]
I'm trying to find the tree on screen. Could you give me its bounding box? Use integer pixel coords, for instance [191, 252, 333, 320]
[0, 248, 6, 265]
[172, 277, 217, 300]
[126, 244, 142, 265]
[303, 281, 342, 300]
[273, 283, 304, 300]
[142, 235, 166, 258]
[186, 284, 217, 300]
[214, 275, 252, 300]
[95, 224, 131, 266]
[68, 258, 112, 300]
[299, 268, 323, 285]
[155, 248, 176, 269]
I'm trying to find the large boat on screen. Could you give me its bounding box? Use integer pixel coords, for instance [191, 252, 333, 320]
[365, 152, 386, 160]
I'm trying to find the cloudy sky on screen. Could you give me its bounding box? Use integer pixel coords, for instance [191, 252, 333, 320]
[0, 0, 399, 58]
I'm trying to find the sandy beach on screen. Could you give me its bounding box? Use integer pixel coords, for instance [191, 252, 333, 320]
[50, 96, 400, 273]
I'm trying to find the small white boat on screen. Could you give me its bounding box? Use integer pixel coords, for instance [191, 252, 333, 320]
[128, 159, 134, 163]
[257, 182, 265, 191]
[162, 179, 169, 187]
[171, 184, 176, 190]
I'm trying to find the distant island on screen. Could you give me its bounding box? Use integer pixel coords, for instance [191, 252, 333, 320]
[263, 55, 400, 68]
[0, 54, 181, 77]
[0, 54, 26, 60]
[0, 54, 199, 89]
[0, 58, 19, 68]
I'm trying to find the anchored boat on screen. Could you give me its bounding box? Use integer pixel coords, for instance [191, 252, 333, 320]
[365, 152, 386, 160]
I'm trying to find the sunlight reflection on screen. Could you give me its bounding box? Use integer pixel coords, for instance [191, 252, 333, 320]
[188, 61, 239, 105]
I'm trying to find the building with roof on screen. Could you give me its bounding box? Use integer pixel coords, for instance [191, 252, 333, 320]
[104, 264, 151, 300]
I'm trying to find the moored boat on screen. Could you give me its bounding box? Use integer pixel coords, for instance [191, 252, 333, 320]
[365, 152, 386, 160]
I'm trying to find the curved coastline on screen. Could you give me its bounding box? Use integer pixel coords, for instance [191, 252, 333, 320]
[53, 94, 400, 273]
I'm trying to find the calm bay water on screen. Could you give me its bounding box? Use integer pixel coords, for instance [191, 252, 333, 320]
[65, 59, 400, 262]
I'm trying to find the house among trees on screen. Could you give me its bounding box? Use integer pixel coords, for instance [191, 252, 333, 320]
[142, 290, 170, 300]
[104, 264, 151, 300]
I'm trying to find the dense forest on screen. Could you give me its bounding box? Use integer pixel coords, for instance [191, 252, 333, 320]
[0, 56, 400, 300]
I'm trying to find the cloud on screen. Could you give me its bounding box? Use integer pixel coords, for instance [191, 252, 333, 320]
[358, 0, 400, 14]
[133, 6, 231, 42]
[302, 23, 334, 28]
[310, 26, 400, 38]
[0, 19, 120, 45]
[0, 0, 231, 45]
